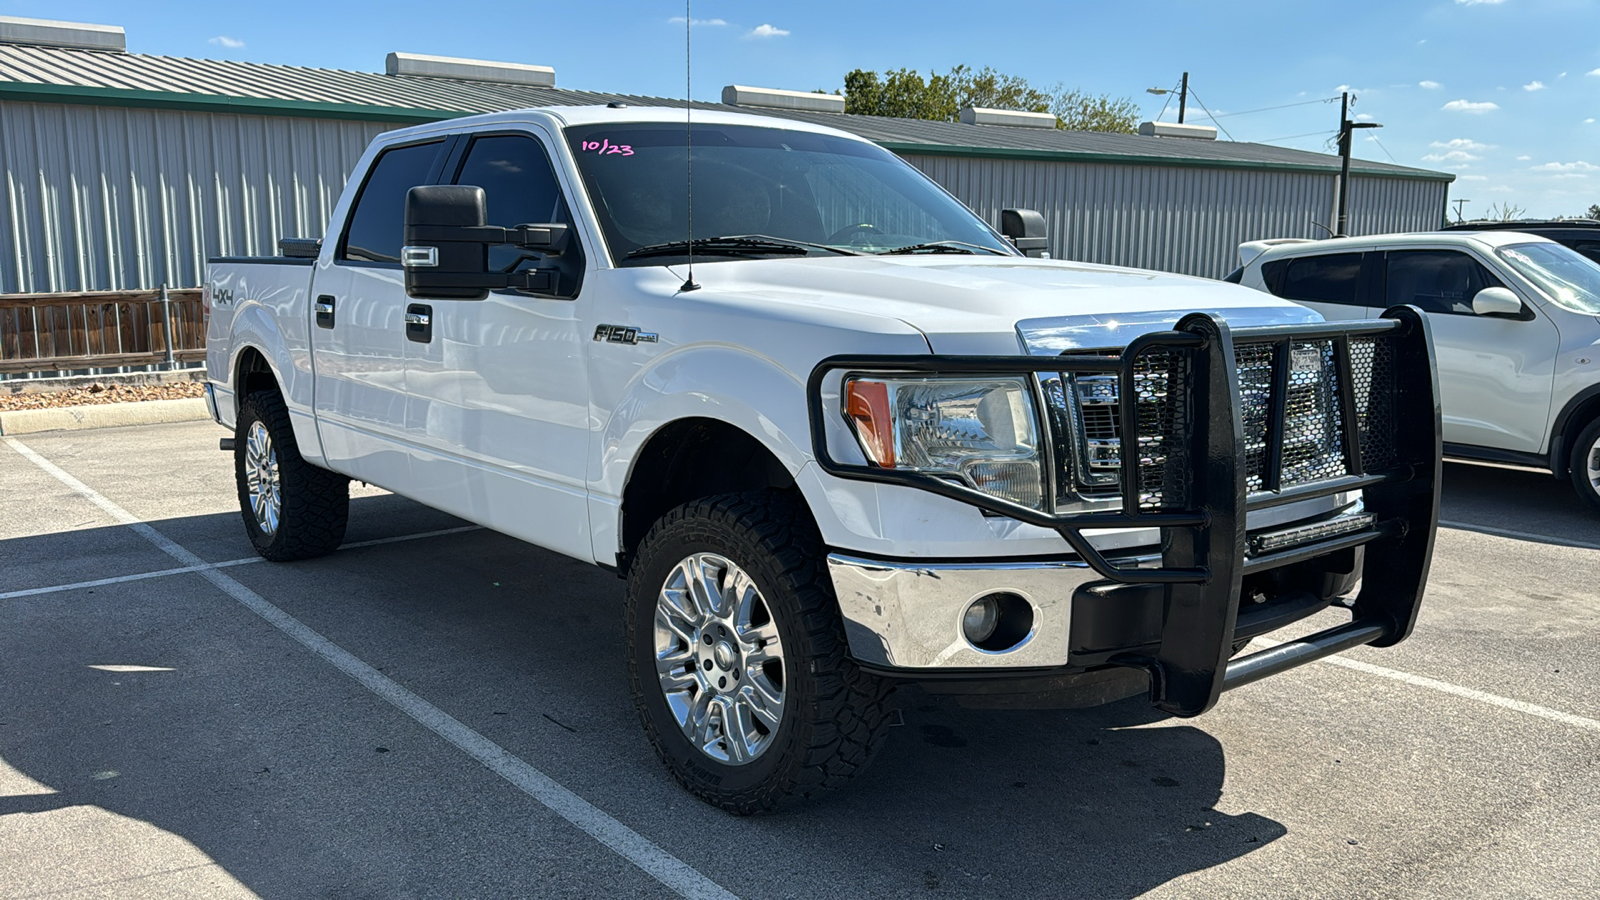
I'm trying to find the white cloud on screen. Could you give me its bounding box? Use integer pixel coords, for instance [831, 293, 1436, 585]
[1454, 0, 1505, 5]
[1589, 68, 1600, 76]
[1460, 175, 1489, 181]
[1432, 138, 1491, 151]
[667, 17, 727, 26]
[1531, 161, 1600, 171]
[1442, 99, 1499, 113]
[1486, 185, 1515, 193]
[1354, 112, 1375, 122]
[208, 36, 244, 49]
[1588, 118, 1597, 124]
[1419, 80, 1442, 89]
[1523, 80, 1546, 91]
[1560, 72, 1568, 78]
[1517, 155, 1531, 160]
[1423, 150, 1481, 163]
[745, 24, 790, 38]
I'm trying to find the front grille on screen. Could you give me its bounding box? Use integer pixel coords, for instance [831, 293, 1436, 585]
[1045, 334, 1398, 507]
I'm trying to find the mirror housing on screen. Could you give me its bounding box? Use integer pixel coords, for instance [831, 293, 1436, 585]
[402, 185, 568, 300]
[1471, 286, 1525, 318]
[1000, 208, 1049, 258]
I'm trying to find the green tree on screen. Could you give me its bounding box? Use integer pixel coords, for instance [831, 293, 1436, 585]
[843, 65, 1139, 133]
[1587, 203, 1600, 219]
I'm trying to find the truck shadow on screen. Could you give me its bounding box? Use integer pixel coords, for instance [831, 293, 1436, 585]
[1, 498, 1281, 898]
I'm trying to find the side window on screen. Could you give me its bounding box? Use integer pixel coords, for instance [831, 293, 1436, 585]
[341, 141, 445, 263]
[1269, 253, 1364, 305]
[453, 134, 583, 295]
[1384, 250, 1505, 315]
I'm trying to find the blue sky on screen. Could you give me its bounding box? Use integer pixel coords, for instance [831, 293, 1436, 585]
[7, 0, 1600, 218]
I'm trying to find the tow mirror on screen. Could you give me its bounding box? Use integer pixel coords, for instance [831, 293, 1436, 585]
[402, 185, 568, 300]
[1000, 208, 1049, 258]
[1471, 286, 1525, 318]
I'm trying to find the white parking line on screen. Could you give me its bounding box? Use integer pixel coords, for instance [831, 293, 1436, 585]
[0, 525, 485, 601]
[1249, 638, 1600, 734]
[1439, 519, 1600, 551]
[4, 436, 738, 900]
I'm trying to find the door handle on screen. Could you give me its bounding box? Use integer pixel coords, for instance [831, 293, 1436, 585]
[406, 304, 433, 343]
[315, 295, 335, 329]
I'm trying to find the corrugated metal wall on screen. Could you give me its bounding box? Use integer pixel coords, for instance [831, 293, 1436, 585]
[0, 99, 1448, 292]
[903, 154, 1449, 279]
[0, 100, 398, 294]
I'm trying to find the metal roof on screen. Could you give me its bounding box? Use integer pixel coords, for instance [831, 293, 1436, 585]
[0, 42, 1450, 182]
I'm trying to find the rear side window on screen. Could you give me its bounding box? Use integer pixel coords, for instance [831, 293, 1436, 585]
[1266, 253, 1364, 305]
[1384, 250, 1504, 315]
[452, 133, 583, 295]
[341, 141, 445, 264]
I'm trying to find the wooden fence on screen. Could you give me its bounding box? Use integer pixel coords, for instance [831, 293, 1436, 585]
[0, 289, 206, 375]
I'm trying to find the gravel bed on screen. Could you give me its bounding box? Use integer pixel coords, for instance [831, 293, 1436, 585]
[0, 381, 206, 412]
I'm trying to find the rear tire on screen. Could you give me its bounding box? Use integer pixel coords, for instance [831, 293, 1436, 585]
[624, 491, 894, 814]
[1570, 418, 1600, 515]
[235, 390, 349, 561]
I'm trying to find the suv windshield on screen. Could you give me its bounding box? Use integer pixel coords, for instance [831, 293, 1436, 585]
[564, 122, 1016, 265]
[1495, 242, 1600, 315]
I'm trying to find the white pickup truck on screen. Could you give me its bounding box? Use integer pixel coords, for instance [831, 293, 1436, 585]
[205, 105, 1442, 813]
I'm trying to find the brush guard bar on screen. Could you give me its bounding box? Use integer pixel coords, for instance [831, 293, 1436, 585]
[806, 306, 1441, 717]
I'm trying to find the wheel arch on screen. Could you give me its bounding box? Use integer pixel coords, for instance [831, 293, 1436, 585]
[617, 417, 810, 574]
[1551, 384, 1600, 476]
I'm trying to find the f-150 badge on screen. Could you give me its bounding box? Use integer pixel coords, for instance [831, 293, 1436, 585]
[593, 324, 659, 345]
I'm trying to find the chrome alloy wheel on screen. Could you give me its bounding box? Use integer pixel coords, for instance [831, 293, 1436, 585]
[244, 420, 281, 536]
[654, 553, 785, 765]
[1588, 433, 1600, 494]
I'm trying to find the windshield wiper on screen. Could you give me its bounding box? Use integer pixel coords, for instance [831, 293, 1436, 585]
[880, 240, 1007, 256]
[625, 235, 862, 260]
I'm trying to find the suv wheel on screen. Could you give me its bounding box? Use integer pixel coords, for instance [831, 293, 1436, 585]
[624, 491, 894, 814]
[1570, 417, 1600, 514]
[235, 390, 350, 560]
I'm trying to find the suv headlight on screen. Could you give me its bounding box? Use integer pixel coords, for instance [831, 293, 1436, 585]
[843, 376, 1043, 509]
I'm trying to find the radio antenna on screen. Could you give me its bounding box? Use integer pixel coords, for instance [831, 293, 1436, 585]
[680, 0, 700, 292]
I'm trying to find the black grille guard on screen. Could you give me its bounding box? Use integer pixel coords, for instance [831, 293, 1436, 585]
[805, 306, 1442, 717]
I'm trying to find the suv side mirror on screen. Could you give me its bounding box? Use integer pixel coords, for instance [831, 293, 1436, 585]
[1000, 209, 1049, 258]
[1471, 286, 1526, 318]
[402, 185, 568, 300]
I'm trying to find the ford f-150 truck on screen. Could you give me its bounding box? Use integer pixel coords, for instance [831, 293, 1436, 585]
[205, 105, 1442, 813]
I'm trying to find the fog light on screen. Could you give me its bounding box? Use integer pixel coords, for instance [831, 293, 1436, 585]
[962, 596, 1000, 644]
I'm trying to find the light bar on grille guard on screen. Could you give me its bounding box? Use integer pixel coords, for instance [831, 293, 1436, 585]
[806, 306, 1442, 718]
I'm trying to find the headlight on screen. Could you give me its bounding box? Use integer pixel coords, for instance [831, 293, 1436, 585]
[843, 375, 1043, 509]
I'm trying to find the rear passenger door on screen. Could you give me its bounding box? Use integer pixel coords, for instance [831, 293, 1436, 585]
[1381, 248, 1558, 453]
[311, 138, 449, 488]
[1258, 251, 1376, 321]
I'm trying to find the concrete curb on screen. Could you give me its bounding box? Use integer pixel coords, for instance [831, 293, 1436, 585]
[0, 398, 210, 435]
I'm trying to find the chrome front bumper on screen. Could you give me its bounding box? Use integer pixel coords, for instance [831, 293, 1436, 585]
[827, 554, 1122, 670]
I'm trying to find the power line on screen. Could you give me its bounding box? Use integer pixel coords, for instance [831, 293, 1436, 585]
[1255, 130, 1336, 145]
[1363, 136, 1401, 165]
[1185, 88, 1235, 141]
[1213, 96, 1342, 118]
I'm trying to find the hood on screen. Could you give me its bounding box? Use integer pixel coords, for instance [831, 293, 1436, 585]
[667, 255, 1320, 354]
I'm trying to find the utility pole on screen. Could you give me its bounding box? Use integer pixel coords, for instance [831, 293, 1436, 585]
[1451, 198, 1470, 223]
[1178, 71, 1188, 124]
[1335, 91, 1382, 237]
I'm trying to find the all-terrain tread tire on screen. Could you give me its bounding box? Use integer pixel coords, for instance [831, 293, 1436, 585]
[236, 389, 349, 561]
[1569, 417, 1600, 515]
[624, 490, 895, 814]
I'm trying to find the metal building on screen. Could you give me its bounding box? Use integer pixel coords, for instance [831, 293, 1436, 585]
[0, 15, 1452, 295]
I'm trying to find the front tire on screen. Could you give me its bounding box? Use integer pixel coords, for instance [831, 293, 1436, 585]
[625, 491, 894, 814]
[235, 390, 350, 561]
[1570, 417, 1600, 515]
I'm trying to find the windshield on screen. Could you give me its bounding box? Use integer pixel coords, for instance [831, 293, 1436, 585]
[564, 122, 1017, 265]
[1495, 242, 1600, 315]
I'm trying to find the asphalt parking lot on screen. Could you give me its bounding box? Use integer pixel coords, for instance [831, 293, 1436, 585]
[3, 420, 1598, 899]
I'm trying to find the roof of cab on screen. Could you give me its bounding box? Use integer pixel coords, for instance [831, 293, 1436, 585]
[376, 104, 867, 144]
[1247, 230, 1558, 268]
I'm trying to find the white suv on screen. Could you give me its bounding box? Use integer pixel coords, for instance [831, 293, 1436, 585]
[1234, 231, 1600, 512]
